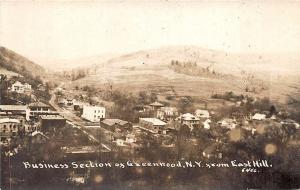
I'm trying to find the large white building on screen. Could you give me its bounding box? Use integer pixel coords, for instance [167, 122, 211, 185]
[11, 81, 31, 93]
[81, 105, 105, 122]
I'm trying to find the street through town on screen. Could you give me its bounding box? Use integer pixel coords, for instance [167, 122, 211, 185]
[49, 83, 111, 151]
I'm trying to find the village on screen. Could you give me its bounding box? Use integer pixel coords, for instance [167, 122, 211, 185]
[1, 0, 300, 188]
[1, 72, 299, 188]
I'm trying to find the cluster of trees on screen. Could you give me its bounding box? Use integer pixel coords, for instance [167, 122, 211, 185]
[214, 96, 276, 121]
[9, 74, 43, 89]
[0, 55, 43, 89]
[1, 75, 42, 104]
[137, 91, 158, 104]
[169, 60, 218, 77]
[171, 60, 197, 67]
[177, 96, 194, 113]
[44, 81, 57, 93]
[82, 85, 97, 95]
[107, 90, 197, 122]
[287, 96, 300, 122]
[211, 91, 249, 102]
[61, 68, 90, 81]
[108, 90, 158, 122]
[212, 92, 276, 113]
[242, 74, 268, 93]
[10, 91, 31, 104]
[0, 74, 9, 104]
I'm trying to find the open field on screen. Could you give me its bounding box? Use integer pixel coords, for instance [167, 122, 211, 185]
[51, 46, 299, 105]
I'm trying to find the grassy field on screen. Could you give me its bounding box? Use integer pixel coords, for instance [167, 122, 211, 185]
[57, 46, 299, 106]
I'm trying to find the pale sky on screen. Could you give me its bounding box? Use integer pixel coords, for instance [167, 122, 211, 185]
[0, 1, 300, 61]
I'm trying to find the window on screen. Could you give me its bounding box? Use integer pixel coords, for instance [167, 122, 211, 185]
[3, 125, 6, 129]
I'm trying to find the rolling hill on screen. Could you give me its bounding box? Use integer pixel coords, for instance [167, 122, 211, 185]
[1, 45, 299, 104]
[34, 53, 120, 71]
[62, 46, 300, 103]
[0, 46, 46, 79]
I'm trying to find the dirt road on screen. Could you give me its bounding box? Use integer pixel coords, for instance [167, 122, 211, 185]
[49, 83, 111, 151]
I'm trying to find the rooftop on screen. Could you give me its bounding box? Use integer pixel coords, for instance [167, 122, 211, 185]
[0, 105, 27, 111]
[219, 118, 236, 123]
[64, 145, 110, 154]
[179, 113, 200, 121]
[12, 81, 23, 86]
[40, 115, 65, 120]
[140, 118, 166, 125]
[0, 118, 20, 124]
[83, 105, 105, 109]
[101, 119, 129, 126]
[195, 109, 210, 117]
[252, 113, 266, 120]
[31, 131, 49, 139]
[160, 106, 178, 112]
[149, 101, 164, 107]
[57, 98, 66, 103]
[29, 102, 50, 108]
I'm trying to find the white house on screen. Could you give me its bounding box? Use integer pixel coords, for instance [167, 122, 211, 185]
[176, 113, 200, 130]
[252, 113, 266, 121]
[218, 118, 237, 129]
[81, 105, 105, 122]
[126, 134, 137, 143]
[195, 109, 210, 119]
[203, 119, 212, 129]
[116, 139, 127, 147]
[11, 81, 31, 93]
[157, 107, 178, 121]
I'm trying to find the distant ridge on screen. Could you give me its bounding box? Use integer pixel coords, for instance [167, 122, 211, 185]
[0, 46, 46, 78]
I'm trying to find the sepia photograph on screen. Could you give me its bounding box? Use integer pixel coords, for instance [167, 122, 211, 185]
[0, 1, 300, 189]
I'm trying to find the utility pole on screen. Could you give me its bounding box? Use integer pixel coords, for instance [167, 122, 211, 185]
[98, 118, 104, 161]
[177, 114, 183, 160]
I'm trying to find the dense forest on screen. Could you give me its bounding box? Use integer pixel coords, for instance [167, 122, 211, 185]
[0, 47, 45, 87]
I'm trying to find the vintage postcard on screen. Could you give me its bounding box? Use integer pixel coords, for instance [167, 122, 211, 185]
[0, 1, 300, 189]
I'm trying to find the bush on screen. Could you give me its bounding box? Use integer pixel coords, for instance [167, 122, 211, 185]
[166, 95, 175, 100]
